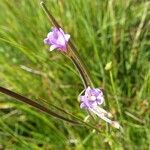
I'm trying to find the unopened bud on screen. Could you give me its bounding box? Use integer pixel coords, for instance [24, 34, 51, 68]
[105, 61, 112, 71]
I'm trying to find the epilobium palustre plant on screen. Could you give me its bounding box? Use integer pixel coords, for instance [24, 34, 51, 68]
[41, 2, 121, 129]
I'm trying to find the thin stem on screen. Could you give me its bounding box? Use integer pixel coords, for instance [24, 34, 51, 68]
[109, 71, 121, 115]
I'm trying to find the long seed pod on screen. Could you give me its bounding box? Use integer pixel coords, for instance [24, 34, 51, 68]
[0, 86, 80, 125]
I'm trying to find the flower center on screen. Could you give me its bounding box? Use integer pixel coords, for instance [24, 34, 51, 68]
[89, 95, 96, 101]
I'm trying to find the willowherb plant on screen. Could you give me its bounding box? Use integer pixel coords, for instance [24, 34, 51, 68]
[0, 1, 121, 133]
[41, 2, 121, 129]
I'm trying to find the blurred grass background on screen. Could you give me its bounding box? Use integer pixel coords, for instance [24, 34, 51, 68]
[0, 0, 149, 149]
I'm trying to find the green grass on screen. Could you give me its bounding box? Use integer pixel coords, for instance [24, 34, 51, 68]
[0, 0, 150, 149]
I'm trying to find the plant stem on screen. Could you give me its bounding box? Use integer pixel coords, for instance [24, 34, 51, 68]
[109, 71, 121, 115]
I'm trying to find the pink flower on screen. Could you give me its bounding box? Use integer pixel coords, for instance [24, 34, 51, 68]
[80, 87, 121, 129]
[80, 87, 104, 109]
[44, 27, 70, 52]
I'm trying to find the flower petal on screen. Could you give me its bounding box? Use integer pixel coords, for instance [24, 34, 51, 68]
[80, 102, 86, 109]
[49, 45, 58, 51]
[44, 38, 50, 44]
[85, 86, 91, 96]
[89, 107, 112, 124]
[65, 34, 70, 41]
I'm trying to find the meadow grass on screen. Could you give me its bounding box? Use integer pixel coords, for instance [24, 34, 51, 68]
[0, 0, 150, 149]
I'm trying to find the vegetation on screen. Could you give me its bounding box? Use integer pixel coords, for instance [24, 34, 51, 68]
[0, 0, 149, 149]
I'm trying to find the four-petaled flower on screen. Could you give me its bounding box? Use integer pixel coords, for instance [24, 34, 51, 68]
[80, 87, 120, 129]
[80, 87, 104, 109]
[44, 27, 70, 52]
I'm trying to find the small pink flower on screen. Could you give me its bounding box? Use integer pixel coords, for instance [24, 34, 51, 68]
[80, 87, 121, 129]
[80, 87, 104, 109]
[44, 27, 70, 52]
